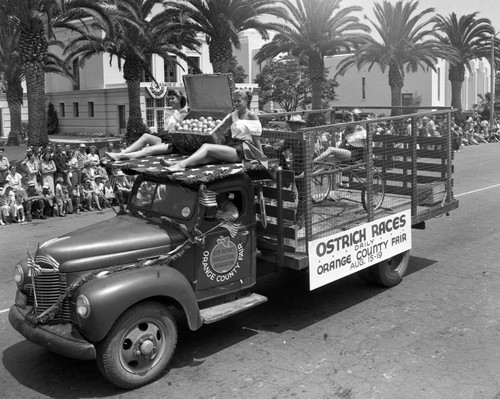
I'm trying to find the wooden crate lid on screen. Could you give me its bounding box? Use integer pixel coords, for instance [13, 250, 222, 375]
[183, 74, 235, 113]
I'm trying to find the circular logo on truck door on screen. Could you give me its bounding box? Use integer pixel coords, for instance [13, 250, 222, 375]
[210, 236, 238, 273]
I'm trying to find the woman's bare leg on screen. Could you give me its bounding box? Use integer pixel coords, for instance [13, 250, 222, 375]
[109, 143, 172, 161]
[163, 144, 239, 172]
[107, 134, 163, 160]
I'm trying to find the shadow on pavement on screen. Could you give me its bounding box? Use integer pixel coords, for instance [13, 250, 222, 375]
[2, 341, 123, 398]
[3, 255, 438, 394]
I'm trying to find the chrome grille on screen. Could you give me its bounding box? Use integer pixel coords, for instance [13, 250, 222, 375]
[27, 269, 70, 323]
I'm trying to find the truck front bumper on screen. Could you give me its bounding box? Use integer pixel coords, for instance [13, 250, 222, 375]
[8, 305, 96, 361]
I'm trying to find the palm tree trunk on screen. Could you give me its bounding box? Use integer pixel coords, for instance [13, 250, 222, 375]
[24, 62, 48, 147]
[5, 74, 24, 146]
[389, 62, 404, 116]
[19, 30, 48, 147]
[209, 38, 233, 74]
[124, 57, 149, 143]
[449, 64, 465, 112]
[308, 53, 325, 125]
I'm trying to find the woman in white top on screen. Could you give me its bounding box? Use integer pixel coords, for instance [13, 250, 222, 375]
[106, 90, 188, 161]
[162, 89, 266, 172]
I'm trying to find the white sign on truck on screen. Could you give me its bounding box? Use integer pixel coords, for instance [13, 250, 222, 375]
[308, 209, 412, 290]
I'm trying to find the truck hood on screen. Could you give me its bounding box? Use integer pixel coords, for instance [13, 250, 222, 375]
[36, 214, 185, 273]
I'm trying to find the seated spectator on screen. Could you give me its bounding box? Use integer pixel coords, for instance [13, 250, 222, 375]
[14, 188, 26, 222]
[94, 176, 106, 209]
[0, 147, 10, 187]
[71, 183, 83, 213]
[1, 185, 14, 224]
[103, 179, 116, 205]
[82, 179, 102, 211]
[113, 170, 133, 210]
[81, 160, 96, 182]
[42, 182, 57, 217]
[62, 183, 73, 214]
[1, 185, 17, 223]
[25, 181, 47, 220]
[87, 145, 100, 167]
[6, 165, 23, 190]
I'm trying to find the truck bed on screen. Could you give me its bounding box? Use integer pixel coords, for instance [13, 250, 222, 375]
[257, 110, 458, 270]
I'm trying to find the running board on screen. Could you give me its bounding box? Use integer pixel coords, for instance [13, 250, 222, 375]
[200, 293, 268, 324]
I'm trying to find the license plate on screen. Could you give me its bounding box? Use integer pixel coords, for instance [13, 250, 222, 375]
[15, 291, 27, 309]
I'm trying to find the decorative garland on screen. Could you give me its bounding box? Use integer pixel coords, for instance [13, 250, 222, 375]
[25, 185, 218, 325]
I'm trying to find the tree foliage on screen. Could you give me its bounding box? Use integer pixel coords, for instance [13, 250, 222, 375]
[254, 0, 366, 125]
[338, 0, 458, 115]
[432, 12, 500, 112]
[255, 56, 337, 112]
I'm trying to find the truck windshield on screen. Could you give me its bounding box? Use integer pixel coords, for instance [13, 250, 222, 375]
[129, 179, 197, 220]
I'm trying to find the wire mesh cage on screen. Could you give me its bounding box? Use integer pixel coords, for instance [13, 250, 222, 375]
[258, 111, 455, 258]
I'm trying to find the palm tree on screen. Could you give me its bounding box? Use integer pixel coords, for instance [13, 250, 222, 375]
[0, 17, 73, 146]
[4, 0, 115, 147]
[254, 0, 367, 123]
[0, 22, 24, 145]
[168, 0, 288, 74]
[65, 0, 200, 143]
[338, 0, 456, 116]
[432, 12, 500, 113]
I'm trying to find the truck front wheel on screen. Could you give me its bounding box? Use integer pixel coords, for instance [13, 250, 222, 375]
[96, 301, 178, 389]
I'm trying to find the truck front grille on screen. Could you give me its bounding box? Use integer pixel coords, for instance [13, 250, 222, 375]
[25, 269, 71, 323]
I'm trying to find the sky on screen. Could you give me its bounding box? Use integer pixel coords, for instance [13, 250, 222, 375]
[343, 0, 500, 31]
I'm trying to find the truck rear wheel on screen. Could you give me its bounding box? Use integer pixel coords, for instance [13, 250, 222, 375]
[371, 250, 410, 287]
[357, 250, 410, 286]
[96, 301, 178, 389]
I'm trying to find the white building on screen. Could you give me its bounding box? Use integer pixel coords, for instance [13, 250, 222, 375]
[324, 54, 492, 115]
[0, 30, 493, 138]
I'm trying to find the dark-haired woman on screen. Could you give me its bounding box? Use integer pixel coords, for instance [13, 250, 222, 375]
[162, 89, 267, 173]
[106, 90, 188, 161]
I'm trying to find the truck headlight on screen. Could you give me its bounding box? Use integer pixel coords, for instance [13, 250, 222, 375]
[76, 295, 91, 318]
[14, 264, 24, 285]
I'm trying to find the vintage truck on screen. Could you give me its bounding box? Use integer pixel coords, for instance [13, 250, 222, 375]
[8, 76, 458, 389]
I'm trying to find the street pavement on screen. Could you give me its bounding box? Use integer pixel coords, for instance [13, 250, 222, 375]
[1, 143, 500, 398]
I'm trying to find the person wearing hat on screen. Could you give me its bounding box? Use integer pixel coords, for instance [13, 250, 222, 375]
[41, 182, 57, 217]
[113, 170, 132, 210]
[0, 147, 9, 187]
[25, 181, 47, 220]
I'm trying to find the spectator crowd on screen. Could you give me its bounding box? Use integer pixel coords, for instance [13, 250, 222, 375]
[0, 141, 134, 225]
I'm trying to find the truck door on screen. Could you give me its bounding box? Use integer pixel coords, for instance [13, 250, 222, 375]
[194, 189, 255, 295]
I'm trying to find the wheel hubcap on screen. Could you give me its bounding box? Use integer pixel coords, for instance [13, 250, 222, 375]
[119, 321, 166, 374]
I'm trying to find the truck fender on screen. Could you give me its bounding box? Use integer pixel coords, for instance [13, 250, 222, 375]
[76, 264, 202, 343]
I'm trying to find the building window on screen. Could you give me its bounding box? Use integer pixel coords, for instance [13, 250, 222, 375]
[59, 103, 65, 117]
[88, 102, 94, 117]
[73, 102, 79, 117]
[146, 109, 155, 127]
[145, 97, 166, 131]
[164, 56, 178, 82]
[362, 77, 366, 100]
[72, 58, 80, 90]
[187, 56, 200, 75]
[156, 110, 164, 130]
